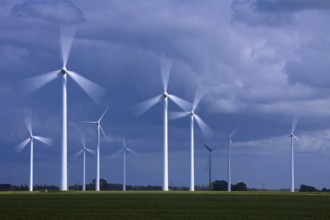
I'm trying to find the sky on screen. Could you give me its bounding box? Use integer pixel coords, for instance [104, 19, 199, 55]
[1, 0, 330, 190]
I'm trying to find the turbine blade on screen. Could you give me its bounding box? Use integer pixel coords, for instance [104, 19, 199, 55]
[193, 87, 207, 111]
[99, 125, 108, 140]
[80, 135, 86, 148]
[20, 70, 59, 94]
[159, 55, 173, 92]
[24, 116, 32, 136]
[203, 143, 212, 151]
[15, 138, 30, 153]
[80, 121, 97, 124]
[229, 126, 240, 138]
[34, 136, 53, 146]
[98, 107, 109, 122]
[291, 118, 300, 134]
[106, 148, 124, 159]
[67, 70, 106, 103]
[60, 25, 77, 68]
[169, 111, 188, 121]
[86, 148, 96, 156]
[168, 94, 191, 111]
[134, 95, 162, 116]
[194, 114, 213, 138]
[126, 147, 137, 155]
[74, 149, 84, 159]
[293, 135, 300, 144]
[122, 136, 126, 148]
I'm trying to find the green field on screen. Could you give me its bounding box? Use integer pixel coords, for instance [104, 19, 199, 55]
[1, 191, 330, 219]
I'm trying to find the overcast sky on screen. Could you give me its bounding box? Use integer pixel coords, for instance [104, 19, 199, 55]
[1, 0, 330, 190]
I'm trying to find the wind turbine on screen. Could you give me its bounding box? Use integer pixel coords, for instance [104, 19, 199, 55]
[289, 119, 299, 193]
[118, 138, 135, 191]
[21, 26, 106, 191]
[225, 128, 239, 192]
[169, 90, 212, 191]
[74, 137, 95, 191]
[135, 56, 190, 191]
[203, 143, 213, 191]
[15, 117, 52, 192]
[81, 107, 109, 191]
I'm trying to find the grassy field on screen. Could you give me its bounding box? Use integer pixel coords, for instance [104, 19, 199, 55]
[1, 191, 330, 219]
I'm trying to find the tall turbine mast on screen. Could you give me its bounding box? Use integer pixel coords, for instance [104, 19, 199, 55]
[203, 144, 213, 190]
[289, 119, 299, 192]
[226, 127, 239, 192]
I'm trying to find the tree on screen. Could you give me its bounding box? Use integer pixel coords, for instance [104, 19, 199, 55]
[299, 184, 318, 192]
[212, 180, 227, 191]
[232, 182, 247, 191]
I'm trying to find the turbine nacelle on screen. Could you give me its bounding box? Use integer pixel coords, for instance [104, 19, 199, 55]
[163, 92, 169, 99]
[189, 111, 195, 116]
[60, 67, 68, 75]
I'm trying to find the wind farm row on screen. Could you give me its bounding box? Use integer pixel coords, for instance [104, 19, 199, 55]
[15, 26, 301, 193]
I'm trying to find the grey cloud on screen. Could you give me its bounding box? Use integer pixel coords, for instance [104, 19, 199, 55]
[254, 0, 330, 12]
[11, 0, 85, 24]
[231, 0, 330, 27]
[285, 38, 330, 88]
[231, 0, 295, 27]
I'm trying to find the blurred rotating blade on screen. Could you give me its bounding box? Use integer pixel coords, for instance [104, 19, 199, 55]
[291, 118, 299, 134]
[86, 148, 96, 156]
[126, 147, 138, 155]
[168, 94, 191, 111]
[229, 126, 240, 138]
[293, 134, 300, 144]
[15, 138, 30, 153]
[169, 111, 188, 121]
[20, 70, 59, 94]
[134, 95, 162, 116]
[67, 70, 106, 103]
[159, 56, 173, 92]
[193, 87, 207, 111]
[24, 116, 33, 136]
[74, 149, 84, 158]
[34, 136, 53, 146]
[194, 114, 213, 138]
[60, 25, 77, 68]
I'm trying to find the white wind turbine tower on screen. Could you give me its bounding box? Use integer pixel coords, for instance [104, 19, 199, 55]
[169, 91, 213, 191]
[135, 57, 190, 191]
[81, 107, 109, 191]
[74, 137, 95, 191]
[15, 117, 53, 192]
[289, 119, 299, 193]
[225, 128, 239, 192]
[21, 26, 106, 191]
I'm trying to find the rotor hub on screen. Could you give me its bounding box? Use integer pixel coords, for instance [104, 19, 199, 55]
[60, 67, 67, 75]
[163, 92, 169, 98]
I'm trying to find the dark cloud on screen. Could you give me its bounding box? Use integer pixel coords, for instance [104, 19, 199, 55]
[231, 0, 295, 27]
[11, 0, 85, 24]
[231, 0, 330, 27]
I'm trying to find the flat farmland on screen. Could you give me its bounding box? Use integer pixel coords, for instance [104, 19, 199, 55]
[1, 191, 330, 219]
